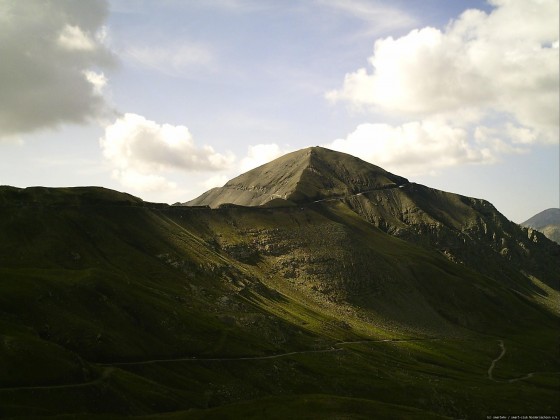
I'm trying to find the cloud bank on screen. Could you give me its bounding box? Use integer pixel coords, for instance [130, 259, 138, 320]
[0, 0, 115, 139]
[100, 113, 234, 192]
[327, 0, 559, 174]
[328, 119, 496, 176]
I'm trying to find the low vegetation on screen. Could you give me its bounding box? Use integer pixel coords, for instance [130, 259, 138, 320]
[1, 149, 558, 418]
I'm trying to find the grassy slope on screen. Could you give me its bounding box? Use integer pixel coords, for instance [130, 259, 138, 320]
[0, 187, 558, 418]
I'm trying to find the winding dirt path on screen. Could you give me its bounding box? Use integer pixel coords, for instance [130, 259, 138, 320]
[8, 337, 558, 392]
[487, 339, 506, 381]
[102, 347, 344, 366]
[487, 339, 560, 383]
[102, 336, 441, 367]
[0, 336, 438, 391]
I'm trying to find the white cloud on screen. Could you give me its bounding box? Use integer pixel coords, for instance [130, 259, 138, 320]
[113, 169, 177, 193]
[175, 0, 272, 13]
[474, 125, 526, 155]
[126, 43, 215, 77]
[100, 113, 234, 192]
[83, 70, 108, 95]
[325, 119, 495, 176]
[240, 143, 290, 172]
[58, 24, 97, 51]
[0, 0, 116, 139]
[316, 0, 415, 32]
[328, 0, 559, 145]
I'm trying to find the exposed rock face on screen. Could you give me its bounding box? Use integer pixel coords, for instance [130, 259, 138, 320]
[522, 208, 560, 244]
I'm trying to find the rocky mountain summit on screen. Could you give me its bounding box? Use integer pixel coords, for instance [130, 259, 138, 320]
[185, 147, 408, 207]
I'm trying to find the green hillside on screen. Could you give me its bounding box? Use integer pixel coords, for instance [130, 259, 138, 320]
[0, 183, 558, 418]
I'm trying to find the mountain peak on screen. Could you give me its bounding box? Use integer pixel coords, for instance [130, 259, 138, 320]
[522, 208, 560, 229]
[522, 208, 560, 244]
[186, 147, 408, 208]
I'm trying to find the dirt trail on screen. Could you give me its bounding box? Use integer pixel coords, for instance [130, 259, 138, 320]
[0, 336, 436, 391]
[311, 183, 408, 204]
[103, 336, 441, 367]
[103, 348, 344, 366]
[8, 337, 558, 392]
[487, 340, 560, 383]
[487, 340, 506, 380]
[0, 367, 114, 392]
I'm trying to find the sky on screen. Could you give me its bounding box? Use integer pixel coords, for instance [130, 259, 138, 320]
[0, 0, 558, 223]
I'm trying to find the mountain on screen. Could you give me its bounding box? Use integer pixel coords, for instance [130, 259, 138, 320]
[188, 147, 559, 292]
[0, 149, 559, 419]
[522, 208, 560, 244]
[185, 147, 408, 207]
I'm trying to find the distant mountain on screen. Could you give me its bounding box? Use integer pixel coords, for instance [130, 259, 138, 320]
[522, 208, 560, 244]
[1, 148, 558, 418]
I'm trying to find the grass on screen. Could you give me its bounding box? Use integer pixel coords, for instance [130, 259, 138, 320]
[0, 186, 558, 418]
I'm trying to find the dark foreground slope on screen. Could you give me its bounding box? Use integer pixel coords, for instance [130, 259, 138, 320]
[0, 185, 559, 419]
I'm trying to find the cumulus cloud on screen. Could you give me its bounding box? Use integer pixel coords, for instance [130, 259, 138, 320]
[0, 0, 116, 139]
[100, 113, 234, 192]
[114, 169, 177, 193]
[328, 0, 558, 128]
[327, 0, 559, 168]
[325, 119, 497, 176]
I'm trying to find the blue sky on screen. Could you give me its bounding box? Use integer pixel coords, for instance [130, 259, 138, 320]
[0, 0, 558, 222]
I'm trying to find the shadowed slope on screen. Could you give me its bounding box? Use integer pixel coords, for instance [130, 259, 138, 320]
[343, 183, 560, 293]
